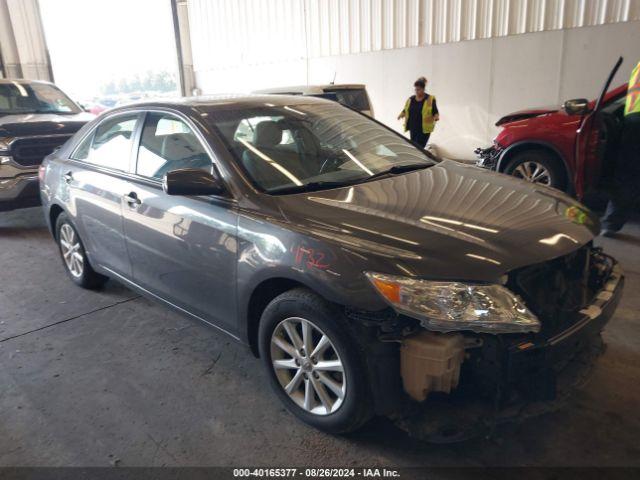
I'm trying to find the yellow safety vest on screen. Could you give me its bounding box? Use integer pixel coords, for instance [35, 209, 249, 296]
[403, 95, 436, 134]
[625, 61, 640, 116]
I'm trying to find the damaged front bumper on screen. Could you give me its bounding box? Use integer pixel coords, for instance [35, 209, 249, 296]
[474, 144, 503, 171]
[394, 262, 624, 442]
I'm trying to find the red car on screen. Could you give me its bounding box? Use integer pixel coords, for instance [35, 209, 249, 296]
[476, 58, 627, 199]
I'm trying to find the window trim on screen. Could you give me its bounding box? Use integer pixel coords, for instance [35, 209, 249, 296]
[69, 130, 95, 161]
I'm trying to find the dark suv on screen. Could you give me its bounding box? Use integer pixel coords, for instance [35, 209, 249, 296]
[0, 79, 92, 211]
[40, 95, 623, 440]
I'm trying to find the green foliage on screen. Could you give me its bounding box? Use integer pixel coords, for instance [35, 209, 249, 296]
[101, 71, 177, 95]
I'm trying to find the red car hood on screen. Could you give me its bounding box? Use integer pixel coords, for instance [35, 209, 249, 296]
[496, 105, 561, 126]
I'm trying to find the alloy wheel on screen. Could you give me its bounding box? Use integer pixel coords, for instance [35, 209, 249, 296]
[513, 161, 552, 185]
[59, 223, 84, 278]
[270, 317, 346, 415]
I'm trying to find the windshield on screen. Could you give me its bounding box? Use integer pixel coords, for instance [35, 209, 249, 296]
[207, 101, 435, 193]
[0, 82, 81, 115]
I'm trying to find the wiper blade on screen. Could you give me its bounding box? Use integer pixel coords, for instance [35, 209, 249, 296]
[269, 180, 350, 195]
[268, 163, 432, 194]
[360, 163, 432, 183]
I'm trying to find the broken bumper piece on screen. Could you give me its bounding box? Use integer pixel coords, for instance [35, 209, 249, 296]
[394, 264, 624, 443]
[474, 144, 502, 171]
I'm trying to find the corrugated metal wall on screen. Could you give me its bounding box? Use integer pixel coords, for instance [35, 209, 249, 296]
[188, 0, 640, 70]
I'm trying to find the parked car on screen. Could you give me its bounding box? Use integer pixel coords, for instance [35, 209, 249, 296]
[0, 79, 93, 211]
[40, 95, 623, 440]
[254, 84, 374, 117]
[80, 101, 109, 116]
[476, 57, 626, 199]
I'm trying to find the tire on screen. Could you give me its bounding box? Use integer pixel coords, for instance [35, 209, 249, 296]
[503, 150, 566, 191]
[55, 212, 108, 289]
[258, 288, 373, 434]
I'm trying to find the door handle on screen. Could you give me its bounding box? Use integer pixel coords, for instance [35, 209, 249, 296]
[124, 192, 141, 207]
[63, 171, 73, 183]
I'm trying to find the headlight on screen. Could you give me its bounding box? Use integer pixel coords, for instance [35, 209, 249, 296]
[0, 137, 13, 151]
[365, 272, 540, 334]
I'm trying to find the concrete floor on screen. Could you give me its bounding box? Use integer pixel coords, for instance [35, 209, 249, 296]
[1, 207, 639, 468]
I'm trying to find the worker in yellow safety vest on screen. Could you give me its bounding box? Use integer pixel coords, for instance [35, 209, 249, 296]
[397, 76, 439, 148]
[601, 61, 640, 236]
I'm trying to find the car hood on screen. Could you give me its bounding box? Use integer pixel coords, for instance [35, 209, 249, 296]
[276, 161, 598, 282]
[495, 105, 561, 126]
[0, 112, 93, 138]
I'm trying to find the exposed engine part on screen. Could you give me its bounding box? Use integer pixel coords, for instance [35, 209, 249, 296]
[508, 243, 614, 336]
[344, 307, 419, 340]
[474, 144, 503, 170]
[400, 331, 465, 402]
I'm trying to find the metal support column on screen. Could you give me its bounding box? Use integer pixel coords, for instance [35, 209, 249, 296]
[171, 0, 196, 96]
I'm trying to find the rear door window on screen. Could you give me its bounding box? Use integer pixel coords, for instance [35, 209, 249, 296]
[74, 114, 138, 171]
[70, 131, 94, 161]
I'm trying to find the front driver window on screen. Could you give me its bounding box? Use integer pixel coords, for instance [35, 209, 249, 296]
[136, 112, 213, 180]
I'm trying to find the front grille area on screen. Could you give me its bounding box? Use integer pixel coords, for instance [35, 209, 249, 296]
[10, 136, 71, 167]
[474, 144, 503, 170]
[509, 244, 610, 337]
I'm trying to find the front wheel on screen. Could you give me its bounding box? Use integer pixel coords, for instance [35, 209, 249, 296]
[258, 288, 372, 434]
[503, 150, 566, 191]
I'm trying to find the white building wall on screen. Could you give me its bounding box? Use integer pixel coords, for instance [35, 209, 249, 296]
[310, 20, 640, 159]
[188, 0, 640, 159]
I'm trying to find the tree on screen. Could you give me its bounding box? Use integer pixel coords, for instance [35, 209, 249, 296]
[100, 71, 177, 96]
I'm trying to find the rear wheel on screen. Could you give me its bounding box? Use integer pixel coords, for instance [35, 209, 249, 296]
[258, 288, 372, 434]
[56, 213, 108, 289]
[504, 150, 566, 191]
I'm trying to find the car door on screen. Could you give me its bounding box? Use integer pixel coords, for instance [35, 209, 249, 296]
[575, 57, 623, 198]
[65, 112, 142, 277]
[121, 110, 239, 333]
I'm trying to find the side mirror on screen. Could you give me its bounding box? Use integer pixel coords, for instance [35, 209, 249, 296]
[563, 98, 590, 116]
[163, 168, 226, 196]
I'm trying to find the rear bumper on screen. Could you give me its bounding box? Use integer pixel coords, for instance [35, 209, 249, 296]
[396, 264, 624, 442]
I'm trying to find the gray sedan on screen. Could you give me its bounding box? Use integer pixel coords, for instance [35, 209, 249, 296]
[40, 95, 623, 440]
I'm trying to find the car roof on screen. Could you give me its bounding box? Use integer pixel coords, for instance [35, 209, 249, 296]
[107, 93, 336, 114]
[253, 84, 366, 94]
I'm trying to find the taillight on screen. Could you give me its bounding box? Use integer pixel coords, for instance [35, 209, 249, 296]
[38, 164, 46, 183]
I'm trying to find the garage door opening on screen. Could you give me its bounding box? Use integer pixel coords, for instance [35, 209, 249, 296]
[39, 0, 180, 114]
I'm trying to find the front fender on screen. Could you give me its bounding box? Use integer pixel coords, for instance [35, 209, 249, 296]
[235, 213, 390, 343]
[496, 140, 570, 174]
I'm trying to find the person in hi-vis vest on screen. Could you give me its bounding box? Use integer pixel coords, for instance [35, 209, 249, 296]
[601, 60, 640, 236]
[397, 76, 439, 148]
